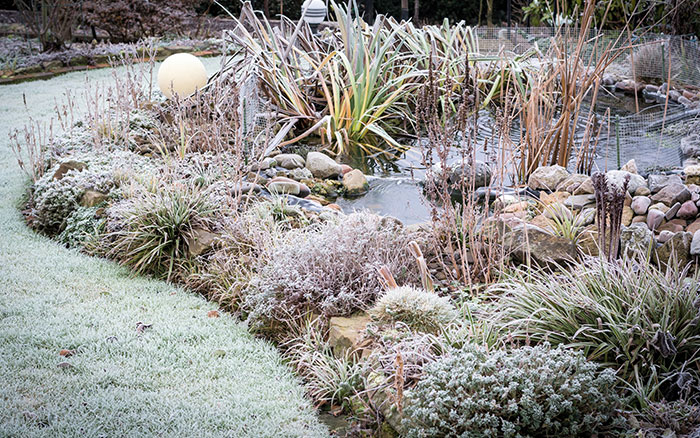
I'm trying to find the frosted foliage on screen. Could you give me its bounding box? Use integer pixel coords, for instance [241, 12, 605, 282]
[245, 212, 420, 329]
[404, 344, 623, 438]
[370, 286, 457, 333]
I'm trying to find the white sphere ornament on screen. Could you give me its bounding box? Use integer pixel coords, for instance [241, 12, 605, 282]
[157, 53, 208, 99]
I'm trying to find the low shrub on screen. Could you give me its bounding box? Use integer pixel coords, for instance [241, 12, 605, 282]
[81, 0, 195, 43]
[489, 257, 700, 403]
[57, 206, 104, 249]
[243, 212, 421, 333]
[31, 164, 113, 232]
[403, 344, 625, 438]
[369, 286, 457, 334]
[104, 184, 214, 281]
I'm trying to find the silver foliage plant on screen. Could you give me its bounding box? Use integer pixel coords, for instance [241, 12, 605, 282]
[243, 212, 422, 332]
[403, 344, 625, 438]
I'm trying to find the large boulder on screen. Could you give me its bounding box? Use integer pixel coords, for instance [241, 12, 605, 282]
[328, 313, 370, 356]
[267, 176, 310, 197]
[648, 174, 683, 194]
[681, 134, 700, 158]
[306, 151, 342, 179]
[186, 228, 219, 257]
[528, 165, 569, 191]
[655, 231, 692, 267]
[274, 153, 305, 169]
[556, 173, 589, 193]
[631, 196, 651, 215]
[343, 169, 369, 196]
[448, 160, 492, 188]
[606, 170, 646, 194]
[503, 224, 578, 267]
[620, 223, 655, 258]
[691, 230, 700, 256]
[651, 183, 691, 206]
[80, 190, 108, 207]
[53, 160, 87, 180]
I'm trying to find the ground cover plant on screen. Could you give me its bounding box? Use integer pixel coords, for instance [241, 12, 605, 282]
[8, 0, 700, 436]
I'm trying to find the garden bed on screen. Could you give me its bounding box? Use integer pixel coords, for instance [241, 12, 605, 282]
[9, 2, 700, 437]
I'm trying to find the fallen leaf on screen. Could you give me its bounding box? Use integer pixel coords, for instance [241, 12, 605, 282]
[135, 322, 153, 333]
[57, 362, 72, 369]
[207, 310, 220, 318]
[59, 349, 75, 357]
[213, 349, 226, 358]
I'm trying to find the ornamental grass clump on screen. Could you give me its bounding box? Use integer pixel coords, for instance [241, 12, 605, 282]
[403, 344, 624, 438]
[490, 256, 700, 404]
[104, 185, 215, 281]
[370, 286, 457, 334]
[243, 212, 421, 333]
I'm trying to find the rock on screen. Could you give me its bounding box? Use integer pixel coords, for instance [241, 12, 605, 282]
[691, 230, 700, 256]
[288, 167, 313, 181]
[540, 191, 570, 205]
[502, 201, 530, 214]
[669, 90, 681, 102]
[685, 164, 700, 185]
[632, 215, 647, 224]
[675, 201, 697, 221]
[649, 202, 670, 213]
[655, 232, 692, 267]
[621, 159, 638, 174]
[564, 194, 596, 210]
[328, 313, 370, 355]
[644, 84, 659, 93]
[687, 218, 700, 234]
[256, 157, 277, 170]
[679, 95, 693, 107]
[543, 202, 573, 220]
[493, 194, 524, 211]
[573, 177, 594, 195]
[606, 170, 646, 194]
[80, 190, 108, 207]
[635, 186, 651, 196]
[186, 228, 218, 257]
[343, 169, 369, 196]
[528, 165, 569, 191]
[577, 208, 596, 226]
[658, 219, 685, 234]
[267, 177, 310, 197]
[556, 173, 589, 193]
[339, 164, 353, 175]
[529, 214, 552, 230]
[622, 206, 634, 227]
[620, 223, 654, 258]
[631, 196, 651, 215]
[665, 202, 682, 220]
[577, 226, 599, 257]
[306, 151, 342, 179]
[503, 224, 578, 267]
[657, 230, 675, 244]
[648, 174, 683, 193]
[647, 209, 666, 230]
[53, 160, 87, 180]
[274, 153, 305, 169]
[447, 160, 492, 188]
[651, 183, 691, 206]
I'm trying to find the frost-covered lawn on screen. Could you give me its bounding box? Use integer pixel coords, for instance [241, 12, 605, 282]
[0, 62, 328, 438]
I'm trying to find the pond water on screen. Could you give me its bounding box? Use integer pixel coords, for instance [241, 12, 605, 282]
[336, 91, 693, 225]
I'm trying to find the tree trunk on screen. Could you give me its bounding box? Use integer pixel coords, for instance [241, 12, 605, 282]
[487, 0, 493, 26]
[364, 0, 374, 23]
[401, 0, 409, 21]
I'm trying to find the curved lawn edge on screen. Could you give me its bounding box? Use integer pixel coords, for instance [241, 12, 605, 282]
[0, 62, 328, 438]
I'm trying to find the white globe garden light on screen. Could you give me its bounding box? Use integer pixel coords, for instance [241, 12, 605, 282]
[157, 53, 208, 99]
[302, 0, 327, 33]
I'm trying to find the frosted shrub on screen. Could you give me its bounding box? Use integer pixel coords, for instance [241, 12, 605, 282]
[31, 165, 113, 232]
[404, 344, 624, 438]
[244, 212, 420, 332]
[57, 206, 105, 249]
[370, 286, 457, 334]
